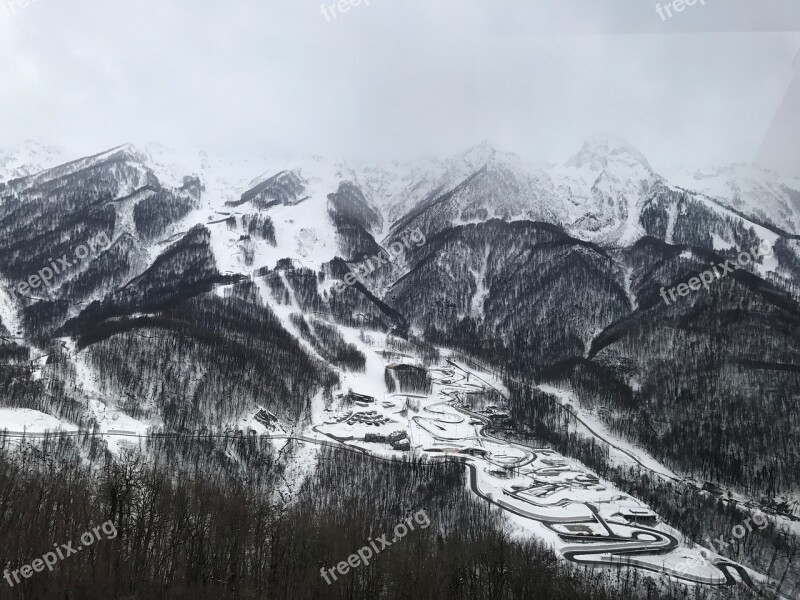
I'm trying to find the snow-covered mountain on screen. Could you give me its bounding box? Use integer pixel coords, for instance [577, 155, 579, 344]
[675, 162, 800, 235]
[0, 135, 798, 473]
[2, 136, 800, 597]
[3, 135, 797, 331]
[0, 140, 69, 182]
[5, 136, 791, 263]
[551, 133, 663, 245]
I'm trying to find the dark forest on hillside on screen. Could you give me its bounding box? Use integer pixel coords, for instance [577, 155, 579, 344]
[0, 433, 764, 600]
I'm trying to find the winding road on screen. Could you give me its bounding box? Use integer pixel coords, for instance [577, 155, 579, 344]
[1, 355, 764, 595]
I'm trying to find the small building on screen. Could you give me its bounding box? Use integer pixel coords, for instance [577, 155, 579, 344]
[489, 469, 513, 479]
[564, 525, 595, 536]
[460, 447, 489, 457]
[387, 430, 408, 444]
[387, 364, 425, 373]
[613, 507, 658, 526]
[254, 409, 278, 427]
[391, 440, 411, 451]
[347, 391, 376, 404]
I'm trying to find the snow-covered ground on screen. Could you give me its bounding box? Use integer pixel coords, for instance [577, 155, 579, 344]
[66, 339, 151, 453]
[537, 384, 680, 481]
[0, 141, 69, 182]
[0, 283, 24, 338]
[0, 408, 78, 434]
[675, 163, 800, 236]
[299, 334, 760, 590]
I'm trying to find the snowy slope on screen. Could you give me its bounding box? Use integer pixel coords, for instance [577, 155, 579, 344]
[375, 144, 498, 229]
[202, 156, 354, 273]
[0, 140, 69, 183]
[0, 408, 78, 433]
[675, 163, 800, 235]
[7, 143, 151, 194]
[0, 285, 23, 338]
[549, 134, 661, 246]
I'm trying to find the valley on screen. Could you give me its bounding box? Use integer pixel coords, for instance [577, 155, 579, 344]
[1, 138, 799, 598]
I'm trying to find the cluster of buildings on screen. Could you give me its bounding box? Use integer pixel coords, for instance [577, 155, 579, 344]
[335, 410, 392, 427]
[364, 430, 410, 451]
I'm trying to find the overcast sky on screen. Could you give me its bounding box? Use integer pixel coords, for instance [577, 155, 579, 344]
[1, 0, 798, 176]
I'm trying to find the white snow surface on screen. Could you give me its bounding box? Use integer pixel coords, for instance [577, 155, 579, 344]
[0, 408, 77, 433]
[301, 339, 733, 587]
[675, 163, 800, 235]
[537, 384, 679, 481]
[0, 284, 23, 338]
[0, 141, 69, 182]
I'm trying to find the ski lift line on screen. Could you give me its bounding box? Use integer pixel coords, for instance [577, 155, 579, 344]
[439, 355, 683, 484]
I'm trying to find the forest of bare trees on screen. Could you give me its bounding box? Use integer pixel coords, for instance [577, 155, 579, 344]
[0, 431, 763, 600]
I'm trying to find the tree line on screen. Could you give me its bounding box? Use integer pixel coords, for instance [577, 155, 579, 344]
[0, 432, 763, 600]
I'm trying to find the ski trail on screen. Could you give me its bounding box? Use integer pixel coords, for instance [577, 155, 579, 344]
[252, 274, 327, 364]
[469, 246, 491, 318]
[0, 283, 24, 339]
[622, 265, 638, 311]
[538, 384, 679, 481]
[665, 199, 678, 244]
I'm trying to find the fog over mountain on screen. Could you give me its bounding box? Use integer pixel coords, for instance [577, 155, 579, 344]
[1, 1, 799, 174]
[1, 133, 799, 597]
[1, 2, 799, 599]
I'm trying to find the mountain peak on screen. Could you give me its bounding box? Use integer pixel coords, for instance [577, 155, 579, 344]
[451, 141, 498, 171]
[104, 143, 149, 162]
[565, 133, 651, 172]
[0, 140, 68, 181]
